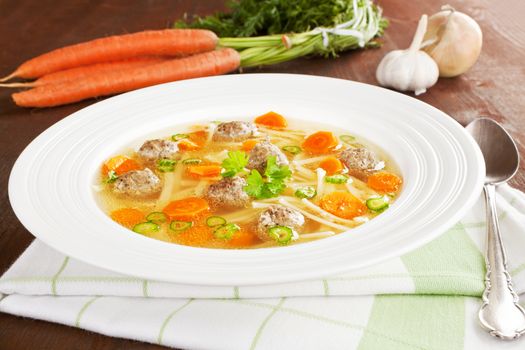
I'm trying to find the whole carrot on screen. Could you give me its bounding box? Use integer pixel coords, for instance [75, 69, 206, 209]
[1, 29, 218, 81]
[0, 57, 169, 88]
[12, 48, 240, 108]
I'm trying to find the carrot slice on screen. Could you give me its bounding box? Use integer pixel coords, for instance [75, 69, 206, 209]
[101, 155, 141, 175]
[170, 219, 215, 247]
[228, 227, 261, 248]
[241, 139, 258, 152]
[178, 139, 200, 151]
[318, 156, 343, 175]
[302, 131, 339, 155]
[186, 165, 222, 179]
[254, 111, 288, 129]
[319, 192, 367, 219]
[367, 171, 402, 193]
[163, 197, 210, 221]
[110, 208, 145, 228]
[178, 130, 208, 151]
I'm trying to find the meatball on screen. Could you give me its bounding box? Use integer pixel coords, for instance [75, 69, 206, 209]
[137, 139, 178, 162]
[205, 176, 250, 209]
[256, 205, 304, 241]
[113, 168, 161, 196]
[212, 121, 258, 142]
[339, 147, 380, 181]
[247, 141, 289, 174]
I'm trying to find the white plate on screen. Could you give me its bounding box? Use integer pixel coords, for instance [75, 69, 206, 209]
[8, 74, 484, 286]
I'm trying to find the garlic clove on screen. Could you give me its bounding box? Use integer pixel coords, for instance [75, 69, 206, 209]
[423, 6, 482, 77]
[376, 15, 439, 95]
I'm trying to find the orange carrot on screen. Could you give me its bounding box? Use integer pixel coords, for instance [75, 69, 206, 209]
[367, 171, 402, 193]
[12, 49, 240, 107]
[318, 156, 343, 175]
[302, 131, 339, 155]
[170, 220, 214, 247]
[178, 130, 208, 151]
[228, 226, 260, 248]
[241, 139, 258, 152]
[254, 111, 288, 129]
[102, 155, 141, 175]
[0, 57, 169, 88]
[186, 164, 222, 179]
[319, 192, 367, 219]
[163, 197, 210, 221]
[111, 208, 145, 228]
[1, 29, 218, 81]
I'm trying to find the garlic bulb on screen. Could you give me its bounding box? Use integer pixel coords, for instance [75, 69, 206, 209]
[376, 15, 439, 95]
[422, 6, 482, 77]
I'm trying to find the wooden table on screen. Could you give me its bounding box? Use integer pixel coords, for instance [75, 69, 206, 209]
[1, 0, 524, 348]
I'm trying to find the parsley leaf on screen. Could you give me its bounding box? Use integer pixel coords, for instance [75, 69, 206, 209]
[221, 150, 249, 177]
[265, 156, 292, 180]
[244, 156, 292, 199]
[244, 169, 265, 198]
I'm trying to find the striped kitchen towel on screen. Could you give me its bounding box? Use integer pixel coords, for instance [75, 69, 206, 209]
[2, 184, 525, 349]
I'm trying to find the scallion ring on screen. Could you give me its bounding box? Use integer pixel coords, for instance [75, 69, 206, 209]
[213, 223, 240, 240]
[146, 211, 168, 224]
[206, 216, 227, 227]
[171, 133, 189, 141]
[294, 186, 317, 199]
[268, 226, 293, 245]
[366, 197, 389, 212]
[282, 145, 302, 155]
[339, 134, 356, 143]
[169, 220, 193, 232]
[182, 158, 202, 165]
[132, 222, 160, 235]
[325, 174, 349, 184]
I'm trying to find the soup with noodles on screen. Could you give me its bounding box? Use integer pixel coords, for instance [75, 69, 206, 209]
[95, 111, 402, 249]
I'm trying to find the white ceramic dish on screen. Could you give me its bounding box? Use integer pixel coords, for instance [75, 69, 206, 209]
[8, 74, 484, 285]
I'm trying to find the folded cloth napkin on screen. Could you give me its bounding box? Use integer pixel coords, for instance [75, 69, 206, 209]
[2, 185, 525, 350]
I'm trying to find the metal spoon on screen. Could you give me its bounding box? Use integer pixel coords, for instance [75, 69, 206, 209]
[466, 117, 525, 340]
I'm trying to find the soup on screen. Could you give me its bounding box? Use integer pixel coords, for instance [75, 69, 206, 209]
[95, 112, 402, 249]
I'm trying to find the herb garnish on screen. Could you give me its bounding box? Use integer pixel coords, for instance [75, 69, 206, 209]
[244, 156, 292, 199]
[221, 150, 249, 177]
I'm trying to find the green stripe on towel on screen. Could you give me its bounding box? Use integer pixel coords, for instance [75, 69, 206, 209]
[402, 227, 485, 296]
[357, 295, 465, 350]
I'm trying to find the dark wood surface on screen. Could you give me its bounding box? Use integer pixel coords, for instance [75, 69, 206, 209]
[1, 0, 524, 348]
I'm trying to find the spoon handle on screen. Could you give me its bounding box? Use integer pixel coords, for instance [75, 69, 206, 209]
[478, 184, 525, 340]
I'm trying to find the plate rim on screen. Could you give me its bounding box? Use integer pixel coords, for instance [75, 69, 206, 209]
[8, 73, 485, 285]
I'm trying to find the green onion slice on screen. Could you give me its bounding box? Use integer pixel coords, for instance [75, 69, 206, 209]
[182, 158, 202, 165]
[268, 226, 293, 245]
[294, 186, 317, 199]
[157, 159, 177, 172]
[213, 223, 240, 240]
[325, 174, 349, 184]
[169, 220, 193, 232]
[132, 222, 160, 235]
[282, 145, 302, 155]
[104, 170, 119, 183]
[206, 216, 227, 227]
[171, 133, 189, 141]
[366, 197, 389, 212]
[339, 134, 356, 143]
[146, 211, 167, 224]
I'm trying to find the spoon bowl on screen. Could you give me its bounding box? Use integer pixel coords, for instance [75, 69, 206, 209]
[466, 118, 519, 184]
